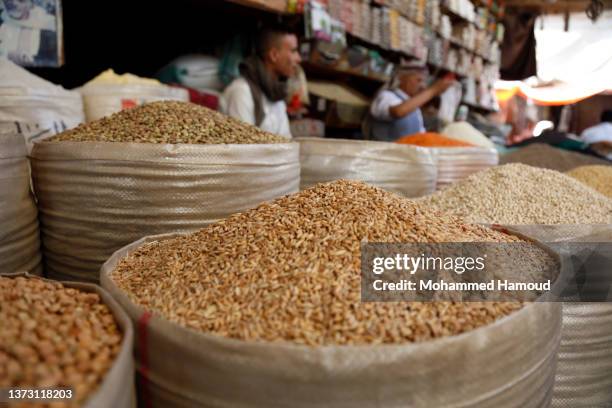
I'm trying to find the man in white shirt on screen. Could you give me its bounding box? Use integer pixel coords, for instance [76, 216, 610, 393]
[221, 28, 301, 138]
[581, 110, 612, 160]
[366, 63, 455, 141]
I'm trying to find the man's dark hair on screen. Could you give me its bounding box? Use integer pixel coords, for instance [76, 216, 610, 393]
[601, 110, 612, 123]
[255, 26, 294, 60]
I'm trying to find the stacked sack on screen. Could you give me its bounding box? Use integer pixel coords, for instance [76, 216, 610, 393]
[79, 69, 189, 122]
[297, 137, 437, 198]
[0, 58, 84, 152]
[396, 132, 498, 190]
[0, 133, 41, 274]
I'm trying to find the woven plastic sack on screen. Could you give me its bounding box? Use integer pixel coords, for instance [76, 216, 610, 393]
[101, 231, 562, 408]
[0, 58, 84, 152]
[297, 137, 437, 198]
[433, 147, 499, 190]
[30, 141, 300, 283]
[80, 83, 189, 122]
[500, 225, 612, 407]
[1, 272, 135, 408]
[0, 133, 41, 275]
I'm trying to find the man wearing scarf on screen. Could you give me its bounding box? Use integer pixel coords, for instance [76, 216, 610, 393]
[221, 28, 301, 138]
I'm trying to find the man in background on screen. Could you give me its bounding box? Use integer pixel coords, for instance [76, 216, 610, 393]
[366, 63, 455, 141]
[221, 27, 301, 138]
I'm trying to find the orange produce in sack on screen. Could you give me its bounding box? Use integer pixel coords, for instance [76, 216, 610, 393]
[396, 132, 474, 147]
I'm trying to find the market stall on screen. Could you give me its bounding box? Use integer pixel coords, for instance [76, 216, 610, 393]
[1, 0, 611, 407]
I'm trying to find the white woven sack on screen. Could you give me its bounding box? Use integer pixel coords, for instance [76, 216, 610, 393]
[30, 141, 300, 283]
[297, 137, 437, 198]
[80, 83, 189, 122]
[0, 58, 84, 152]
[0, 133, 41, 274]
[500, 225, 612, 408]
[433, 147, 499, 190]
[100, 232, 562, 408]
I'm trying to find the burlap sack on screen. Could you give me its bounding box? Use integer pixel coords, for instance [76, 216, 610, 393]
[30, 141, 300, 283]
[433, 147, 499, 190]
[297, 137, 437, 198]
[0, 133, 41, 274]
[101, 232, 562, 408]
[1, 272, 135, 408]
[501, 225, 612, 407]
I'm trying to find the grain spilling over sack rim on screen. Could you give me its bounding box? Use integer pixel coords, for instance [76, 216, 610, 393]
[109, 180, 558, 346]
[47, 101, 288, 144]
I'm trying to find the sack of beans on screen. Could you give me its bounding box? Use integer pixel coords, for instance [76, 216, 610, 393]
[31, 101, 300, 283]
[79, 69, 189, 122]
[420, 165, 612, 407]
[0, 272, 134, 408]
[101, 180, 561, 408]
[297, 137, 436, 197]
[0, 132, 41, 275]
[0, 59, 84, 153]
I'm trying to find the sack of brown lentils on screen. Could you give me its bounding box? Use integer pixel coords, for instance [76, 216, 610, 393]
[30, 101, 300, 283]
[101, 180, 562, 408]
[0, 133, 42, 275]
[0, 272, 135, 408]
[297, 137, 437, 197]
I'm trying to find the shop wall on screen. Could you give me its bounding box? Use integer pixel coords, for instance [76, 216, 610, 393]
[28, 0, 285, 88]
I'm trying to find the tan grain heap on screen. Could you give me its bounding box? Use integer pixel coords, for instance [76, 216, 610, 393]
[47, 101, 287, 144]
[566, 165, 612, 198]
[500, 143, 610, 172]
[0, 276, 122, 407]
[110, 180, 550, 346]
[420, 163, 612, 224]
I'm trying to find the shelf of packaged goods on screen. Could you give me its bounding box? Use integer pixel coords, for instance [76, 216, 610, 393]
[437, 35, 494, 64]
[427, 62, 470, 80]
[440, 5, 480, 27]
[345, 32, 426, 67]
[302, 61, 389, 84]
